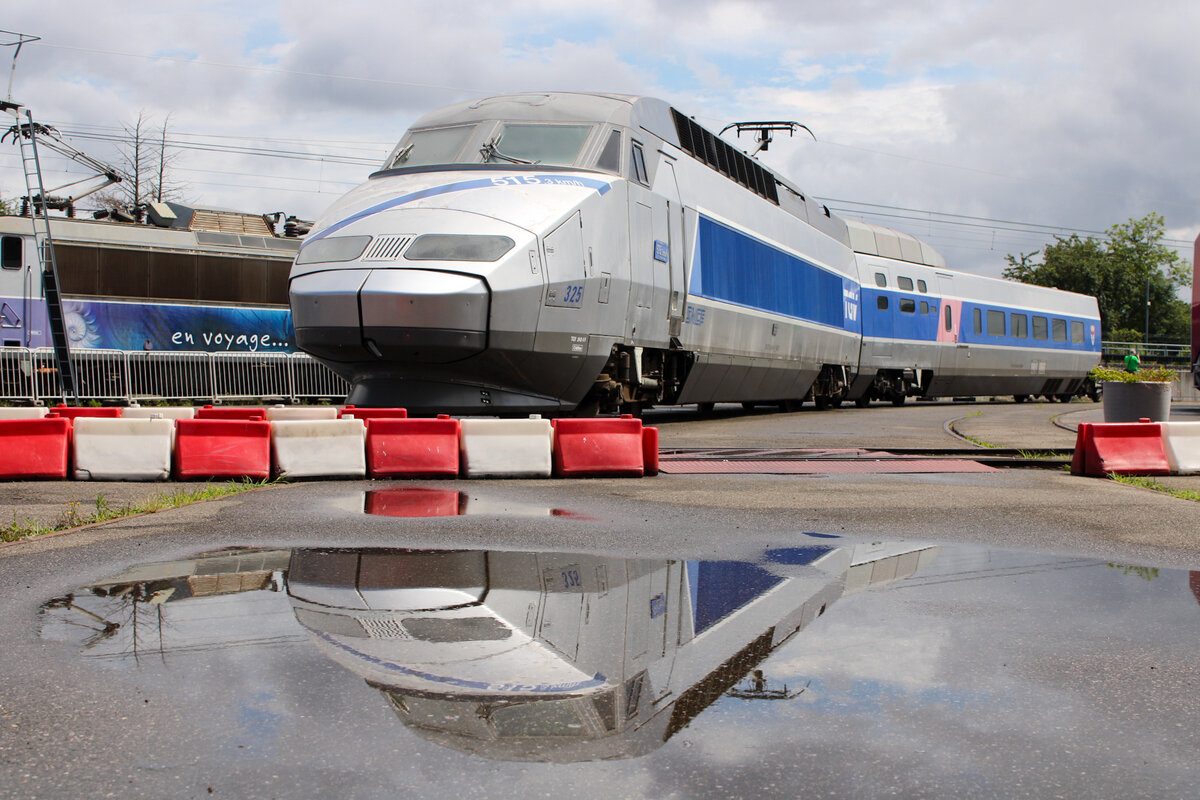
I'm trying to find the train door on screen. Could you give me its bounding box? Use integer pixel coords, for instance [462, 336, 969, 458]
[0, 234, 29, 346]
[872, 265, 893, 358]
[659, 159, 686, 336]
[936, 272, 966, 377]
[626, 194, 671, 346]
[628, 561, 679, 703]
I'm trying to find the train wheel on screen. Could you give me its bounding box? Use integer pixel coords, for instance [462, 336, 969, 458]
[741, 402, 757, 411]
[891, 395, 906, 407]
[1013, 394, 1029, 403]
[814, 395, 830, 411]
[1055, 393, 1073, 403]
[621, 402, 644, 418]
[854, 396, 870, 408]
[697, 402, 715, 415]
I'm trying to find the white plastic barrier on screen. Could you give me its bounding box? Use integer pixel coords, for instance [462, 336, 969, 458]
[0, 407, 48, 419]
[265, 405, 339, 421]
[121, 406, 197, 420]
[271, 419, 366, 478]
[73, 418, 175, 481]
[1162, 422, 1200, 475]
[459, 417, 553, 477]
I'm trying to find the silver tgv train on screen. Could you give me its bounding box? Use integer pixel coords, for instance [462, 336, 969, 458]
[289, 93, 1101, 414]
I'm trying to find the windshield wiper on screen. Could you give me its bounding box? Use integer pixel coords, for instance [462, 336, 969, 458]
[480, 136, 539, 165]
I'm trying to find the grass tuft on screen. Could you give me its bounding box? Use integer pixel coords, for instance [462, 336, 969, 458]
[1, 479, 275, 543]
[1109, 474, 1200, 502]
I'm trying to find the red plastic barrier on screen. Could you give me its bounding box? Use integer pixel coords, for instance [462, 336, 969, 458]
[1070, 423, 1092, 476]
[1078, 419, 1170, 476]
[364, 488, 463, 517]
[195, 405, 266, 421]
[45, 405, 121, 420]
[552, 416, 646, 477]
[365, 416, 459, 477]
[339, 405, 408, 420]
[173, 419, 271, 479]
[0, 418, 71, 479]
[642, 425, 659, 477]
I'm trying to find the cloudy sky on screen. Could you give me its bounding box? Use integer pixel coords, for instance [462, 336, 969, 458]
[2, 0, 1197, 277]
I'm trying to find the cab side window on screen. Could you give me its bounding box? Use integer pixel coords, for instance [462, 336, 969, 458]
[631, 142, 649, 185]
[1, 236, 21, 270]
[596, 129, 621, 173]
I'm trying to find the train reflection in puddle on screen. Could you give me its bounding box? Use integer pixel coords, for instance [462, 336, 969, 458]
[288, 544, 936, 760]
[39, 540, 936, 762]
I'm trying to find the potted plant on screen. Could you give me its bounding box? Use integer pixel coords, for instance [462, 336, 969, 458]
[1090, 365, 1177, 422]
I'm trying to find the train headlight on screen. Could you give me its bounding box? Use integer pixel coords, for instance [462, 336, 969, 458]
[404, 234, 515, 262]
[295, 235, 372, 265]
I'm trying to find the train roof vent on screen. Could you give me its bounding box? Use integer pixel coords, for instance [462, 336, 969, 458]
[670, 108, 779, 205]
[188, 209, 275, 236]
[362, 235, 414, 261]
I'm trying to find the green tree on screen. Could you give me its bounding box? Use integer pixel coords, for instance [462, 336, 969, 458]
[1003, 213, 1191, 342]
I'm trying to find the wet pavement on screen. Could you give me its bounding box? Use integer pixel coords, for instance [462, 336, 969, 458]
[2, 399, 1200, 798]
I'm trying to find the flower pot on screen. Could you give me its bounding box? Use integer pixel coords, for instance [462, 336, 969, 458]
[1101, 380, 1171, 422]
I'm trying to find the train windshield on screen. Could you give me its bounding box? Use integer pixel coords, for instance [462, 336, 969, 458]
[386, 124, 476, 169]
[483, 123, 593, 167]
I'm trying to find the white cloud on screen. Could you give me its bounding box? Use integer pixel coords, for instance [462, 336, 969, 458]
[2, 0, 1196, 268]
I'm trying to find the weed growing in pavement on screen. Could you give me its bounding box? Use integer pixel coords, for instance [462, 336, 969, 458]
[0, 479, 277, 543]
[1110, 474, 1200, 502]
[1016, 450, 1061, 460]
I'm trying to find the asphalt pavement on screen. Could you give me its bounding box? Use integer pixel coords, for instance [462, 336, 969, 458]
[2, 397, 1200, 799]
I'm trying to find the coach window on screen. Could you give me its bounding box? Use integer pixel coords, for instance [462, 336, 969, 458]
[1051, 318, 1067, 342]
[1, 236, 20, 269]
[1012, 313, 1028, 338]
[920, 300, 929, 314]
[631, 142, 649, 185]
[877, 296, 888, 310]
[595, 129, 622, 173]
[898, 276, 914, 291]
[987, 309, 1006, 336]
[1070, 320, 1084, 344]
[874, 272, 886, 287]
[944, 304, 952, 331]
[973, 308, 982, 335]
[917, 279, 927, 293]
[1032, 316, 1048, 340]
[900, 298, 916, 313]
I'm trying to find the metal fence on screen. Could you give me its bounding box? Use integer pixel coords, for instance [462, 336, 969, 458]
[1101, 340, 1192, 364]
[1, 348, 350, 404]
[1, 345, 1195, 405]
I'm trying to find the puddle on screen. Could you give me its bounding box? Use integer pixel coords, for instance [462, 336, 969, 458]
[32, 541, 1200, 795]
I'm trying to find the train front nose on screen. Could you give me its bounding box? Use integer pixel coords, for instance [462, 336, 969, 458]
[291, 267, 489, 364]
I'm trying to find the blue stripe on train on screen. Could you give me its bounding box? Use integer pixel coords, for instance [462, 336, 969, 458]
[692, 216, 859, 333]
[860, 287, 1101, 352]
